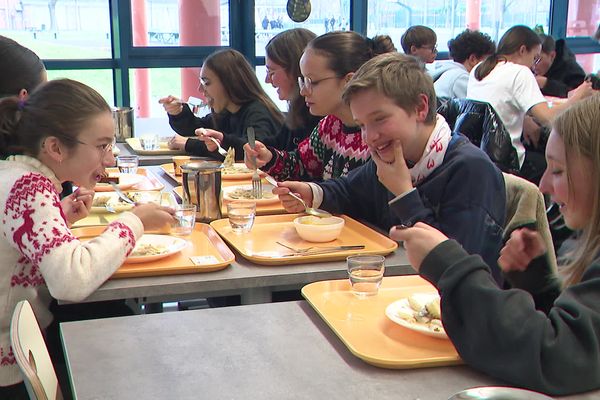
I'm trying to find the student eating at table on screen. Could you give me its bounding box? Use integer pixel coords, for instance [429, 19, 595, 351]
[160, 48, 284, 161]
[263, 28, 321, 152]
[243, 31, 396, 181]
[391, 94, 600, 396]
[274, 53, 506, 283]
[0, 79, 175, 398]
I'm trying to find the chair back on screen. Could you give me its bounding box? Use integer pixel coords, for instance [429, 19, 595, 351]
[503, 173, 557, 273]
[438, 98, 520, 174]
[10, 300, 63, 400]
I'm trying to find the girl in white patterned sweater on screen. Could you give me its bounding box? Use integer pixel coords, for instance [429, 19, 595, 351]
[0, 79, 175, 394]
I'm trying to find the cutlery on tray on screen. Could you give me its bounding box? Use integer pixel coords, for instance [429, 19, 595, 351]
[276, 241, 365, 256]
[247, 126, 262, 199]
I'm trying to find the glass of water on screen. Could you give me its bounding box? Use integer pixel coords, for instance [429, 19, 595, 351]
[172, 205, 196, 236]
[140, 135, 159, 151]
[347, 255, 385, 298]
[116, 155, 139, 174]
[227, 201, 256, 234]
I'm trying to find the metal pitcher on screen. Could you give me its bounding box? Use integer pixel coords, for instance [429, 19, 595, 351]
[112, 107, 134, 142]
[181, 161, 223, 222]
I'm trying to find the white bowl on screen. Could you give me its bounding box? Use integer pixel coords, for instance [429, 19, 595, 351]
[293, 216, 345, 243]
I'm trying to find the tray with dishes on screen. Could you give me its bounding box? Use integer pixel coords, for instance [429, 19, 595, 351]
[95, 168, 164, 192]
[125, 137, 186, 155]
[90, 191, 175, 214]
[209, 214, 398, 266]
[302, 275, 460, 369]
[172, 186, 286, 216]
[70, 224, 235, 278]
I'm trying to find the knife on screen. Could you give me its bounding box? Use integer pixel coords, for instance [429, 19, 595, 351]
[247, 126, 257, 169]
[281, 245, 366, 257]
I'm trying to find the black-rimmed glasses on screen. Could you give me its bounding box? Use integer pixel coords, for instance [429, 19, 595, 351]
[297, 75, 340, 94]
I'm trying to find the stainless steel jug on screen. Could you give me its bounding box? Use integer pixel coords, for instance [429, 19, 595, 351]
[112, 107, 134, 142]
[181, 161, 223, 222]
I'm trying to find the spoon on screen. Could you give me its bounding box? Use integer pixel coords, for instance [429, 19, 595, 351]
[264, 175, 332, 218]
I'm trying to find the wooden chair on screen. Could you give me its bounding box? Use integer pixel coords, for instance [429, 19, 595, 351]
[10, 300, 63, 400]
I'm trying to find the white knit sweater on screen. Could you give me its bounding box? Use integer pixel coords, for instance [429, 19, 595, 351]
[0, 155, 144, 386]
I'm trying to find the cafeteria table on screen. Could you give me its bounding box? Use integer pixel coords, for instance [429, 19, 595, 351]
[60, 301, 600, 400]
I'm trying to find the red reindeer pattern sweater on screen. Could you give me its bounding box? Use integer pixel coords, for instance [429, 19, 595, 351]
[0, 155, 143, 387]
[264, 115, 371, 181]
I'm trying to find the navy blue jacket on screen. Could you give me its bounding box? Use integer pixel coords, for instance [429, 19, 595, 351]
[319, 133, 506, 281]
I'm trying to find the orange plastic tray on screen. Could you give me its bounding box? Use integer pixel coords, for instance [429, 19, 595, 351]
[126, 138, 185, 155]
[210, 214, 398, 265]
[302, 275, 461, 369]
[160, 163, 181, 184]
[71, 224, 234, 278]
[173, 186, 286, 217]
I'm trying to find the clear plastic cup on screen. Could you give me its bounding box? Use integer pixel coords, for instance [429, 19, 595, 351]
[347, 255, 385, 297]
[140, 135, 159, 151]
[116, 155, 139, 174]
[227, 201, 256, 234]
[171, 205, 196, 236]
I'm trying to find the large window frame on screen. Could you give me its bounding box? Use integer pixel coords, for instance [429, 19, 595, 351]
[41, 0, 600, 108]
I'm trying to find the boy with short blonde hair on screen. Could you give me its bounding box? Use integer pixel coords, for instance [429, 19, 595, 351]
[274, 52, 507, 282]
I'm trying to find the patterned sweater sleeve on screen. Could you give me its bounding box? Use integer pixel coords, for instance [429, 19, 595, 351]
[265, 119, 328, 181]
[1, 173, 144, 302]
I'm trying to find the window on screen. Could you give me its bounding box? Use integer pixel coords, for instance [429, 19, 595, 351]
[367, 0, 551, 52]
[132, 0, 229, 47]
[254, 0, 350, 57]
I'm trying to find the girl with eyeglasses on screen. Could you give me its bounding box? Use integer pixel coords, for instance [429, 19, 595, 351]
[264, 28, 321, 152]
[467, 25, 595, 184]
[244, 31, 396, 182]
[0, 79, 175, 397]
[160, 49, 284, 161]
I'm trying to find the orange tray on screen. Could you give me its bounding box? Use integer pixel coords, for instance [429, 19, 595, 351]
[70, 224, 234, 278]
[160, 163, 181, 184]
[173, 186, 286, 217]
[210, 214, 398, 266]
[95, 167, 164, 192]
[302, 275, 461, 369]
[125, 138, 186, 156]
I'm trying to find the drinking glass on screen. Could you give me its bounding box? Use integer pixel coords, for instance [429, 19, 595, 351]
[347, 255, 385, 297]
[172, 205, 196, 236]
[116, 155, 139, 174]
[140, 135, 159, 151]
[227, 201, 256, 234]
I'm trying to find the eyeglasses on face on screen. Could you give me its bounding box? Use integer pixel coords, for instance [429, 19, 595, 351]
[297, 75, 340, 94]
[419, 44, 438, 53]
[533, 55, 542, 65]
[265, 66, 283, 80]
[70, 136, 116, 155]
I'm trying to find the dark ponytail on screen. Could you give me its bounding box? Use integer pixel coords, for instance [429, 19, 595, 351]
[474, 25, 541, 81]
[0, 79, 111, 159]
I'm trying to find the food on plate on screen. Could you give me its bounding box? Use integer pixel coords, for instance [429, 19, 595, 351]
[227, 187, 275, 200]
[130, 243, 167, 257]
[297, 216, 338, 226]
[221, 148, 254, 175]
[397, 294, 445, 334]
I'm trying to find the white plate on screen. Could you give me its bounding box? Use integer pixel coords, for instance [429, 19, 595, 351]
[385, 294, 448, 339]
[125, 235, 188, 264]
[448, 386, 554, 400]
[95, 173, 145, 192]
[222, 183, 278, 205]
[91, 191, 166, 213]
[221, 163, 266, 180]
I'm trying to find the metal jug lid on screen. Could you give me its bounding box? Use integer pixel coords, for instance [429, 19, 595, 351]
[181, 161, 223, 172]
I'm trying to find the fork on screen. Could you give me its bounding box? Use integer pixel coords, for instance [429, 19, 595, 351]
[197, 128, 228, 157]
[247, 126, 262, 199]
[109, 182, 135, 205]
[276, 241, 365, 254]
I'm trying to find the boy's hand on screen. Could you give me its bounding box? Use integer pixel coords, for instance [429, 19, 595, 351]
[371, 140, 413, 196]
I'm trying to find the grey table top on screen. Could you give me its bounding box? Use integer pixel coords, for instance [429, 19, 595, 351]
[60, 301, 598, 400]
